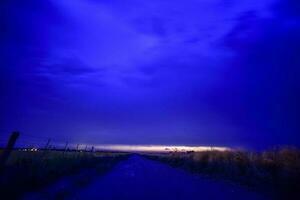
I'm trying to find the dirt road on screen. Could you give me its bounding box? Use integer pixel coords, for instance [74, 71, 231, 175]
[68, 155, 269, 200]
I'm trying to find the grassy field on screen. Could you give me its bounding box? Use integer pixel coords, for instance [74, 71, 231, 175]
[0, 150, 128, 199]
[145, 147, 300, 199]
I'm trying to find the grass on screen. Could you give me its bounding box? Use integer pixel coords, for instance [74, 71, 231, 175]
[0, 150, 129, 199]
[145, 147, 300, 199]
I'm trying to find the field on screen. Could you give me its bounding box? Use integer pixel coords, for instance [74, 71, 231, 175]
[0, 150, 128, 199]
[1, 147, 299, 199]
[145, 147, 300, 199]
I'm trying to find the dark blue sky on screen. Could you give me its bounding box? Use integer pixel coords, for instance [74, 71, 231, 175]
[1, 0, 300, 149]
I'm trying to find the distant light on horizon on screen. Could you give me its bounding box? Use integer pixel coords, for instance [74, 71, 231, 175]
[94, 145, 230, 152]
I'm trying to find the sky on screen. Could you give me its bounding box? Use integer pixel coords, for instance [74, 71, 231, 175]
[1, 0, 300, 149]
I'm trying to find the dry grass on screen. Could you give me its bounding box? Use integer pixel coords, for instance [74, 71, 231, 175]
[0, 150, 128, 199]
[146, 147, 300, 199]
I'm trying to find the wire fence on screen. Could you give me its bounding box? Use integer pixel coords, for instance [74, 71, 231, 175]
[0, 132, 95, 152]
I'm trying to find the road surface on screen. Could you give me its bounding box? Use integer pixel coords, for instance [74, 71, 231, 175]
[67, 155, 269, 200]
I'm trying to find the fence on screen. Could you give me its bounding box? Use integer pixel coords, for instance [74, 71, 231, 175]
[0, 131, 99, 170]
[0, 131, 96, 152]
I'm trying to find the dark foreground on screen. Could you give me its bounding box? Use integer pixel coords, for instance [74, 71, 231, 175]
[26, 155, 270, 200]
[0, 151, 128, 199]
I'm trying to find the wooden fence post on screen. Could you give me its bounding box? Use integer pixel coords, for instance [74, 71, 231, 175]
[0, 131, 20, 170]
[42, 138, 51, 158]
[63, 142, 68, 155]
[44, 139, 51, 150]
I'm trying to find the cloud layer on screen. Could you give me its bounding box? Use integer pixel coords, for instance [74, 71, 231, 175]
[1, 0, 299, 148]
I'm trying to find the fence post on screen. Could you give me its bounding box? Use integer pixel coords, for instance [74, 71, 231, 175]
[44, 139, 51, 150]
[0, 131, 20, 171]
[42, 138, 51, 159]
[63, 142, 68, 154]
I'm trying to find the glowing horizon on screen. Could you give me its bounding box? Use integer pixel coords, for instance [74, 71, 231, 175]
[94, 145, 230, 152]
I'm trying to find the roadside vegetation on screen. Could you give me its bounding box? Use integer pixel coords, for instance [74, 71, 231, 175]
[0, 150, 128, 199]
[145, 147, 300, 199]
